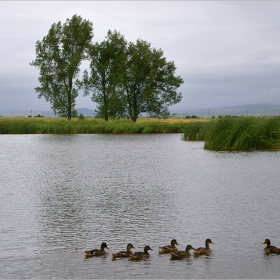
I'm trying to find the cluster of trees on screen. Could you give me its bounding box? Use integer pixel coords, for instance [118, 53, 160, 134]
[30, 15, 184, 121]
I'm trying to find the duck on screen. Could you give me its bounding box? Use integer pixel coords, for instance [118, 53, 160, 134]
[170, 245, 195, 260]
[193, 239, 214, 255]
[84, 242, 109, 258]
[112, 243, 135, 259]
[130, 245, 153, 260]
[158, 239, 179, 254]
[263, 239, 280, 254]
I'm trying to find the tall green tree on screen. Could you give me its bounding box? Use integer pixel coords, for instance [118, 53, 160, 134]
[30, 15, 93, 120]
[79, 30, 127, 121]
[123, 39, 184, 122]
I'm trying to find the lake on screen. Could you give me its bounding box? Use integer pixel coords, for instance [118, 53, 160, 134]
[1, 134, 280, 279]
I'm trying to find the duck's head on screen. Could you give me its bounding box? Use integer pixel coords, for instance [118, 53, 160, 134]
[205, 239, 214, 246]
[127, 243, 135, 250]
[144, 245, 153, 252]
[101, 242, 109, 250]
[263, 239, 270, 246]
[186, 245, 195, 251]
[171, 239, 179, 246]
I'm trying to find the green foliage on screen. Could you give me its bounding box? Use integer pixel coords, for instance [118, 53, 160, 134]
[78, 113, 85, 120]
[183, 116, 280, 151]
[0, 119, 38, 134]
[78, 30, 127, 121]
[31, 16, 183, 122]
[0, 118, 187, 134]
[182, 121, 209, 141]
[30, 15, 93, 120]
[123, 39, 183, 122]
[78, 32, 184, 122]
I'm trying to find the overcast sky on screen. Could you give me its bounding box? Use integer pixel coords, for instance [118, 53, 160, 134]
[1, 1, 280, 112]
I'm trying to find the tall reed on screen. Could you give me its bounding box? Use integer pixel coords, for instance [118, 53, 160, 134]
[181, 121, 209, 141]
[183, 116, 280, 151]
[0, 117, 189, 134]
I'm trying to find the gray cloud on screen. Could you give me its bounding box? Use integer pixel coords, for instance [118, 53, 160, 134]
[1, 1, 280, 112]
[175, 63, 280, 110]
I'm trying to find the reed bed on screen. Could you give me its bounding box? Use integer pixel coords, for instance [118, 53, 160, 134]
[2, 116, 279, 150]
[181, 121, 209, 141]
[0, 117, 200, 134]
[183, 116, 280, 151]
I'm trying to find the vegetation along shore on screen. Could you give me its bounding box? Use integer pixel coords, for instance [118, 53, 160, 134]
[1, 115, 280, 151]
[183, 116, 280, 151]
[0, 116, 205, 135]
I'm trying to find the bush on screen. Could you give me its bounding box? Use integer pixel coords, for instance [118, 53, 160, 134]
[78, 113, 85, 120]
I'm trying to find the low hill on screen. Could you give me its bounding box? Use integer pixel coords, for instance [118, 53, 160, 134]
[172, 104, 280, 117]
[1, 104, 280, 118]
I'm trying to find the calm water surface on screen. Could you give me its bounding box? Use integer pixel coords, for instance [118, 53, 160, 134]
[0, 134, 280, 279]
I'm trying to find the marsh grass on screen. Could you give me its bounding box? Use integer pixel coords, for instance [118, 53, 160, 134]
[0, 117, 202, 134]
[183, 116, 280, 151]
[2, 116, 279, 150]
[181, 121, 209, 141]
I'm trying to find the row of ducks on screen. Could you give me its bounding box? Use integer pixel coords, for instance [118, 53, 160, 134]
[84, 238, 280, 260]
[84, 238, 215, 260]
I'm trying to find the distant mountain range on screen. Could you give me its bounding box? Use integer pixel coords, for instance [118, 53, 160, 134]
[173, 104, 280, 117]
[0, 108, 95, 117]
[1, 104, 280, 117]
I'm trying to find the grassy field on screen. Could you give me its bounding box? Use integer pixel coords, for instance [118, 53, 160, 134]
[0, 116, 208, 134]
[182, 116, 280, 151]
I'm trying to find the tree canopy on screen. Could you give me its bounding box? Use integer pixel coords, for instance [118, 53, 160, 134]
[79, 31, 183, 122]
[79, 30, 127, 121]
[31, 16, 183, 121]
[30, 15, 93, 120]
[123, 39, 183, 121]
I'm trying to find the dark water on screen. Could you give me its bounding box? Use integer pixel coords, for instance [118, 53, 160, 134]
[1, 134, 280, 279]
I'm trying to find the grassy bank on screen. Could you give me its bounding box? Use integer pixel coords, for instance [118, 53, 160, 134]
[0, 117, 207, 134]
[2, 116, 279, 151]
[183, 116, 280, 151]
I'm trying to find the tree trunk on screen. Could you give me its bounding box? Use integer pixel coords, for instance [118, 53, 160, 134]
[132, 91, 138, 122]
[103, 93, 108, 121]
[67, 90, 72, 120]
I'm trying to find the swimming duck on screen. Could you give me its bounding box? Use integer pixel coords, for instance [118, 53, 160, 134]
[112, 243, 135, 259]
[193, 239, 214, 255]
[170, 245, 195, 260]
[84, 242, 109, 258]
[263, 239, 280, 254]
[158, 239, 179, 254]
[130, 245, 153, 260]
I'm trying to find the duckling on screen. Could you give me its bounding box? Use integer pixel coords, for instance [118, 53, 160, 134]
[158, 239, 179, 254]
[112, 243, 135, 259]
[263, 239, 280, 254]
[130, 245, 153, 260]
[170, 245, 194, 260]
[84, 242, 109, 258]
[193, 239, 214, 255]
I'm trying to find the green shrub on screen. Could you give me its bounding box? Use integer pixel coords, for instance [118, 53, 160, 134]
[78, 113, 85, 120]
